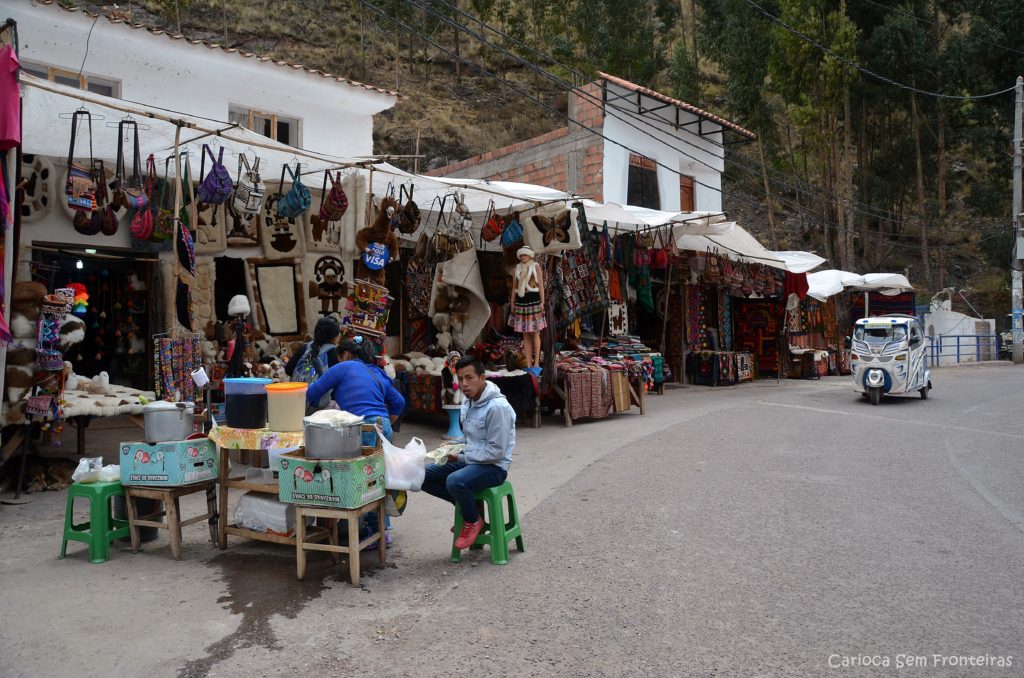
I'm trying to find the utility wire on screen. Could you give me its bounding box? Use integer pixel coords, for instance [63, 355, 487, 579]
[741, 0, 1017, 100]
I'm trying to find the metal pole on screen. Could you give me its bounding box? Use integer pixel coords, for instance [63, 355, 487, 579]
[1011, 76, 1023, 364]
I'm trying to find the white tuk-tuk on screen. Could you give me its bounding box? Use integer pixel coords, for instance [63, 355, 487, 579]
[850, 314, 932, 405]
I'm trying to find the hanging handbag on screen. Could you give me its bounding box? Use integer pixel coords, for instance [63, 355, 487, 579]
[197, 143, 234, 204]
[479, 199, 504, 244]
[74, 160, 107, 236]
[500, 210, 523, 247]
[155, 155, 178, 241]
[319, 170, 349, 222]
[95, 161, 120, 236]
[395, 184, 421, 234]
[65, 110, 97, 212]
[651, 228, 669, 270]
[704, 247, 721, 284]
[277, 162, 311, 219]
[232, 153, 265, 215]
[112, 121, 148, 211]
[130, 154, 157, 240]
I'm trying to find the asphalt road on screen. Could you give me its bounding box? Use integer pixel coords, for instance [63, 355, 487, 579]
[2, 366, 1022, 677]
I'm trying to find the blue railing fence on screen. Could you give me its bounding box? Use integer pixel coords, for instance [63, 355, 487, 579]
[927, 334, 1002, 366]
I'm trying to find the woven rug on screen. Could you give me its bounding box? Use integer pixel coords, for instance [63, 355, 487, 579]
[558, 245, 609, 330]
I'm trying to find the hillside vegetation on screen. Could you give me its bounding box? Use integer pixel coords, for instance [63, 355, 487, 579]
[84, 0, 1023, 322]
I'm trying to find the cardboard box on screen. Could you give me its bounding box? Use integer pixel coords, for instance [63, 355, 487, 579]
[119, 438, 218, 486]
[277, 450, 385, 509]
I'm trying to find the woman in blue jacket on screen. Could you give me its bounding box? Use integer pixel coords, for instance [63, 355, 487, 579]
[305, 335, 406, 543]
[305, 335, 405, 447]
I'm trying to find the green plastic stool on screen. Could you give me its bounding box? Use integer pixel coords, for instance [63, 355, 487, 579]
[59, 481, 130, 564]
[450, 480, 524, 565]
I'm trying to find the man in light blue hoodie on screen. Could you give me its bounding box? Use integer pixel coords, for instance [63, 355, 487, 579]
[422, 356, 516, 550]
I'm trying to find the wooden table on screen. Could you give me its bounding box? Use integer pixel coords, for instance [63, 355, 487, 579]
[295, 499, 387, 585]
[548, 373, 645, 428]
[216, 447, 331, 549]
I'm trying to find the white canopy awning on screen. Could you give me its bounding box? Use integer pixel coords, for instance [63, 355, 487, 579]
[368, 162, 572, 214]
[806, 270, 913, 301]
[578, 200, 728, 234]
[676, 224, 825, 273]
[806, 270, 867, 301]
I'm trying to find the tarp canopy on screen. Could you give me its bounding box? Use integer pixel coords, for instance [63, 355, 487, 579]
[858, 273, 914, 295]
[368, 162, 572, 214]
[20, 74, 376, 177]
[806, 270, 866, 301]
[676, 224, 825, 273]
[577, 200, 728, 234]
[806, 270, 913, 301]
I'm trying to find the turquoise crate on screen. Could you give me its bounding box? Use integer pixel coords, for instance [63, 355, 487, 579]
[119, 438, 218, 486]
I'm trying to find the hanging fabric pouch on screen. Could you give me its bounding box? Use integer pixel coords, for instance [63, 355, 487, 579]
[704, 247, 721, 284]
[319, 170, 349, 222]
[112, 121, 149, 211]
[277, 163, 311, 218]
[479, 199, 504, 244]
[74, 160, 105, 236]
[197, 143, 234, 204]
[500, 211, 523, 247]
[396, 183, 421, 234]
[232, 153, 265, 215]
[65, 110, 97, 212]
[130, 154, 157, 240]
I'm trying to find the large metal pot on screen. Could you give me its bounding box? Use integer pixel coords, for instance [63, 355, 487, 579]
[143, 401, 195, 443]
[303, 415, 364, 459]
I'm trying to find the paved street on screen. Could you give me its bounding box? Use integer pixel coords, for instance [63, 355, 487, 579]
[2, 365, 1022, 677]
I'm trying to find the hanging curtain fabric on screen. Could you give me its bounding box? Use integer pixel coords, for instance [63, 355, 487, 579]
[153, 333, 201, 402]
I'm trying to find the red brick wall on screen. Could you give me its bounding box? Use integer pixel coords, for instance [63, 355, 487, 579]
[426, 83, 605, 201]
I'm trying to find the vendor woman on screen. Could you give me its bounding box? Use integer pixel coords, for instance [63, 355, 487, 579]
[305, 335, 405, 446]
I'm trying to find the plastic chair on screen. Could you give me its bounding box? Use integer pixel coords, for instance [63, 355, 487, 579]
[59, 481, 130, 564]
[450, 480, 524, 565]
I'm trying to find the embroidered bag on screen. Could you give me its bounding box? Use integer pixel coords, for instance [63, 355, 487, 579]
[112, 121, 148, 211]
[319, 170, 349, 222]
[197, 143, 234, 204]
[479, 200, 504, 244]
[500, 211, 523, 247]
[277, 163, 311, 219]
[74, 160, 107, 236]
[130, 154, 157, 240]
[651, 229, 669, 269]
[395, 184, 421, 234]
[65, 110, 97, 212]
[232, 153, 265, 215]
[704, 247, 721, 284]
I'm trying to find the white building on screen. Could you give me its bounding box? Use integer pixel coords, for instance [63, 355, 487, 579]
[427, 72, 754, 213]
[925, 299, 997, 365]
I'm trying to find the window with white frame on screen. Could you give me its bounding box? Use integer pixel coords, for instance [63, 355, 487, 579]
[21, 62, 120, 97]
[229, 106, 301, 147]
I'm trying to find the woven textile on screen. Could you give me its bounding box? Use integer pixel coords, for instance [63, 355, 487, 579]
[406, 371, 441, 414]
[686, 284, 707, 349]
[557, 244, 609, 330]
[564, 369, 611, 420]
[719, 287, 734, 351]
[407, 317, 431, 353]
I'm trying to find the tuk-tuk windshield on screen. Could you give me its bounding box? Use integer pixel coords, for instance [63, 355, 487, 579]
[854, 324, 907, 344]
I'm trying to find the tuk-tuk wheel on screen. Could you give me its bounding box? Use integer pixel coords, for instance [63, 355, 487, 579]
[869, 388, 881, 406]
[919, 385, 929, 400]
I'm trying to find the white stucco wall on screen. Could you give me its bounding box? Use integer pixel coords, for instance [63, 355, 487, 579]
[601, 83, 725, 213]
[925, 302, 997, 364]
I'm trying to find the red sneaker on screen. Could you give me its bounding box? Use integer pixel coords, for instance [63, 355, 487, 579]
[454, 518, 484, 549]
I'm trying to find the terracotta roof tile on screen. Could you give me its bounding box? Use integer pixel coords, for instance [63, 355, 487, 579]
[597, 71, 755, 140]
[36, 0, 399, 98]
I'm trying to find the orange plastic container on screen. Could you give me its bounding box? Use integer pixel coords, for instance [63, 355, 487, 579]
[265, 382, 307, 432]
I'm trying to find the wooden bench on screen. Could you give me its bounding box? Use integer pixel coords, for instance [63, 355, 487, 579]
[123, 480, 218, 560]
[295, 499, 386, 586]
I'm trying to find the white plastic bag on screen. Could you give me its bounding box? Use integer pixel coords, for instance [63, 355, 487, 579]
[99, 464, 120, 482]
[377, 425, 426, 491]
[71, 457, 103, 483]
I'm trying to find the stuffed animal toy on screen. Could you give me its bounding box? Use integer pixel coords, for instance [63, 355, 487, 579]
[355, 196, 400, 286]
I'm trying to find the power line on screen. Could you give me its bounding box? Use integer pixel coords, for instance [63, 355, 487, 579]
[741, 0, 1017, 100]
[856, 0, 1024, 57]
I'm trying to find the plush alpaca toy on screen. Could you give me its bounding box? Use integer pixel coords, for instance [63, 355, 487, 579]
[355, 196, 400, 286]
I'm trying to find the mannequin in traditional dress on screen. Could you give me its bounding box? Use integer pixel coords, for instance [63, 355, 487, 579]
[509, 246, 546, 375]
